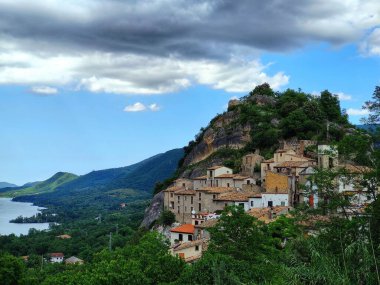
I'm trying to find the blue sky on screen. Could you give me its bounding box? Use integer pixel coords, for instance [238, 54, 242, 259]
[0, 1, 379, 184]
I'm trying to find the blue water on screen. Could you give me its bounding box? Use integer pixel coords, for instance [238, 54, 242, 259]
[0, 198, 50, 236]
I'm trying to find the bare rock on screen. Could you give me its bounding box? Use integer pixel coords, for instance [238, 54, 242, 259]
[140, 191, 164, 229]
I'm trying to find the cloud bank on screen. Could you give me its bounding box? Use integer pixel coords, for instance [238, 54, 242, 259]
[0, 0, 378, 94]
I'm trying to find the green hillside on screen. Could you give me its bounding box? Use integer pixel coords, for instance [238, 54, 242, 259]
[0, 172, 78, 197]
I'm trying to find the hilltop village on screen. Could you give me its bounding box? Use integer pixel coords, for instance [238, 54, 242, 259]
[163, 140, 374, 263]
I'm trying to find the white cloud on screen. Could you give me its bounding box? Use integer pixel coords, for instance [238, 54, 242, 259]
[335, 92, 352, 101]
[123, 102, 146, 112]
[148, 103, 160, 111]
[360, 28, 380, 56]
[346, 108, 369, 116]
[123, 102, 160, 112]
[30, 86, 58, 95]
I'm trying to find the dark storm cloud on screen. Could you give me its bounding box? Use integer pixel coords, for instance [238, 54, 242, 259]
[0, 0, 378, 94]
[0, 0, 375, 59]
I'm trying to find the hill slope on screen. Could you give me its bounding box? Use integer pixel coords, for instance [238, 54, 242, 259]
[13, 148, 184, 210]
[0, 172, 78, 197]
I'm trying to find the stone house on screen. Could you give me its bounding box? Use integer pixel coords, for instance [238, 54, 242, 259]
[261, 149, 314, 180]
[241, 153, 264, 176]
[171, 239, 206, 263]
[193, 176, 207, 190]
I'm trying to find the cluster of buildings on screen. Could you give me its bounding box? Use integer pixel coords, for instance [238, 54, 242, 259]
[164, 140, 375, 262]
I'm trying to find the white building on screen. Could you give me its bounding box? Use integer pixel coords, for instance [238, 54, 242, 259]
[49, 253, 64, 263]
[249, 193, 289, 208]
[170, 224, 195, 245]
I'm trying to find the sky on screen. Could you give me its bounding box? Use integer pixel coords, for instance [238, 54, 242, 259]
[0, 0, 380, 185]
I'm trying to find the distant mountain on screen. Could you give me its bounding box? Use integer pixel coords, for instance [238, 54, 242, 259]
[22, 181, 40, 187]
[13, 148, 184, 209]
[0, 182, 18, 189]
[1, 172, 78, 197]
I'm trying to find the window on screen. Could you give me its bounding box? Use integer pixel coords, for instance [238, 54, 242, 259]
[247, 180, 250, 185]
[267, 164, 270, 170]
[209, 170, 213, 177]
[195, 220, 198, 225]
[177, 196, 180, 202]
[281, 201, 285, 206]
[250, 201, 253, 207]
[227, 183, 230, 187]
[182, 183, 186, 187]
[178, 206, 180, 213]
[213, 194, 216, 199]
[191, 206, 194, 212]
[195, 245, 199, 251]
[225, 203, 227, 207]
[239, 203, 244, 208]
[268, 201, 273, 207]
[216, 180, 218, 187]
[170, 201, 174, 209]
[199, 192, 202, 201]
[170, 193, 173, 198]
[188, 235, 193, 241]
[199, 203, 202, 211]
[179, 234, 183, 241]
[184, 196, 187, 201]
[191, 196, 193, 204]
[185, 206, 187, 212]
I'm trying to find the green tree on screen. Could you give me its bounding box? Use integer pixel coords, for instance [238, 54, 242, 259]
[363, 86, 380, 124]
[0, 253, 25, 285]
[319, 90, 342, 121]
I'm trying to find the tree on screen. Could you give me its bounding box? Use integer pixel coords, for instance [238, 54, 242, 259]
[159, 209, 176, 226]
[249, 83, 275, 97]
[319, 90, 342, 121]
[363, 86, 380, 124]
[0, 253, 25, 285]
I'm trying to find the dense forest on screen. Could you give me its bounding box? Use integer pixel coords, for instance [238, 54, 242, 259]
[1, 85, 380, 284]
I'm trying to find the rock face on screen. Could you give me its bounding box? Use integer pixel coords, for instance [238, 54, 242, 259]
[183, 111, 251, 167]
[140, 191, 164, 229]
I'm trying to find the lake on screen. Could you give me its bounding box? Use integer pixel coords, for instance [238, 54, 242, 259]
[0, 198, 50, 236]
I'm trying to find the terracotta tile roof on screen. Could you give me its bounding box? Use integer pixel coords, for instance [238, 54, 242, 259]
[195, 219, 218, 229]
[193, 175, 207, 180]
[207, 165, 227, 170]
[198, 187, 235, 193]
[65, 256, 84, 264]
[175, 190, 196, 195]
[232, 175, 250, 180]
[172, 239, 205, 251]
[263, 191, 288, 195]
[214, 191, 255, 202]
[247, 207, 291, 223]
[50, 253, 64, 258]
[170, 224, 195, 234]
[274, 161, 310, 168]
[215, 174, 235, 178]
[164, 186, 184, 192]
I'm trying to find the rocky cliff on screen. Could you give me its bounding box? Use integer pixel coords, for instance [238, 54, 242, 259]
[182, 109, 251, 167]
